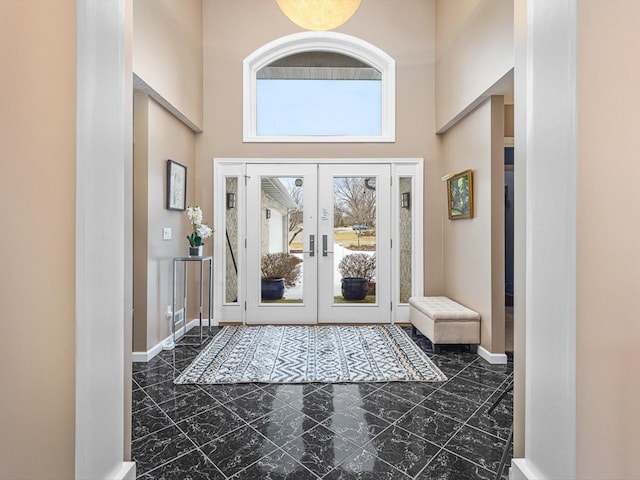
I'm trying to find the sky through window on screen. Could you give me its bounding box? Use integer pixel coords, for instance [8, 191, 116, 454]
[257, 79, 382, 136]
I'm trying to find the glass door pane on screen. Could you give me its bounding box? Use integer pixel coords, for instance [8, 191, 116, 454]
[246, 164, 317, 325]
[398, 177, 412, 304]
[333, 177, 377, 304]
[224, 177, 239, 304]
[260, 176, 304, 304]
[318, 164, 391, 324]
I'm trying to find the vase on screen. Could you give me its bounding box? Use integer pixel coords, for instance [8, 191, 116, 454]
[189, 245, 203, 257]
[261, 277, 285, 300]
[341, 277, 368, 301]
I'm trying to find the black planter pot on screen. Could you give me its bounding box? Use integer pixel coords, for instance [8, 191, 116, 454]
[341, 277, 368, 301]
[261, 277, 285, 300]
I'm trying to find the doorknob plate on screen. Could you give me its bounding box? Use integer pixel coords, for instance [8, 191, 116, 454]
[322, 234, 333, 256]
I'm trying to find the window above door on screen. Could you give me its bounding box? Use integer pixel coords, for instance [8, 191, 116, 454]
[243, 32, 396, 143]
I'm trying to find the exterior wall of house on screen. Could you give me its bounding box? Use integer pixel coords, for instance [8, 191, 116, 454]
[260, 191, 290, 257]
[198, 0, 443, 295]
[441, 96, 505, 356]
[0, 2, 77, 477]
[575, 1, 640, 477]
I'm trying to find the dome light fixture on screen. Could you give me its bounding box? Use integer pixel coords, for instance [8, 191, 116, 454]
[276, 0, 362, 31]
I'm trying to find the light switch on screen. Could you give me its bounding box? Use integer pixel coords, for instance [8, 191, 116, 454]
[163, 228, 172, 240]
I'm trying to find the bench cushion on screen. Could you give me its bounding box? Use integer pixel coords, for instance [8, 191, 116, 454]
[408, 296, 480, 322]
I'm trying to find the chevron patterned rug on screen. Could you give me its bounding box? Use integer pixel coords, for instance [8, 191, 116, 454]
[174, 325, 447, 384]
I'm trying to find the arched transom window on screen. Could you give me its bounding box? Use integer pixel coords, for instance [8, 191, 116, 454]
[243, 32, 395, 143]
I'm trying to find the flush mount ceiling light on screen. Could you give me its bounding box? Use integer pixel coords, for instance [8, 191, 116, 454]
[276, 0, 362, 31]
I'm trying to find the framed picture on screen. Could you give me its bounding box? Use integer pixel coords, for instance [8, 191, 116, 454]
[446, 169, 474, 220]
[166, 159, 187, 211]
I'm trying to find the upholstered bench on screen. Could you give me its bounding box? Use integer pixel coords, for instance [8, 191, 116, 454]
[409, 296, 480, 353]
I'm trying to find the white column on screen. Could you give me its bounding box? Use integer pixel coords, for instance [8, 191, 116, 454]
[512, 1, 577, 478]
[76, 0, 135, 478]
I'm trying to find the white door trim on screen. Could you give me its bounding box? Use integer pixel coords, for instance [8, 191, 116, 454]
[213, 158, 424, 325]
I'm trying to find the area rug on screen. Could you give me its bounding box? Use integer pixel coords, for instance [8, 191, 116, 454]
[174, 324, 447, 384]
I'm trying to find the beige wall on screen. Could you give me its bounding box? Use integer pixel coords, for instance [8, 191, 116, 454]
[433, 0, 514, 323]
[435, 0, 482, 48]
[441, 97, 505, 354]
[133, 0, 203, 129]
[0, 1, 76, 478]
[133, 0, 204, 353]
[504, 104, 514, 137]
[124, 0, 134, 461]
[435, 0, 513, 131]
[576, 1, 640, 477]
[489, 97, 505, 355]
[513, 0, 526, 459]
[133, 95, 198, 352]
[133, 93, 150, 352]
[199, 0, 442, 295]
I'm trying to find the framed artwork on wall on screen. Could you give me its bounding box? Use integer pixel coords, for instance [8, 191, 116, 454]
[446, 169, 474, 220]
[166, 159, 187, 211]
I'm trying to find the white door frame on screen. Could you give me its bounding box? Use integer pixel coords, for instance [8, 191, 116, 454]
[213, 158, 423, 325]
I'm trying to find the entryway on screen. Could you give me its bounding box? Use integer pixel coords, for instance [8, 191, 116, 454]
[213, 159, 423, 326]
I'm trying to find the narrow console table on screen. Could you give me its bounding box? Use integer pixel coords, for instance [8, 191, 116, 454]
[172, 255, 213, 347]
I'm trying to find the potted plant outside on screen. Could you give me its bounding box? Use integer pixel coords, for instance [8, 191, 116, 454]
[261, 253, 302, 300]
[338, 253, 376, 301]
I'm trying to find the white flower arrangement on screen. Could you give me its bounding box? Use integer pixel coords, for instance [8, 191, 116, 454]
[186, 205, 213, 247]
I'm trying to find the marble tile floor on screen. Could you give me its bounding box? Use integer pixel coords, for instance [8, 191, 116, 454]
[132, 327, 513, 479]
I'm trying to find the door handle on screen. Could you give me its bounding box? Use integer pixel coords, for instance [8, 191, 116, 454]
[302, 234, 315, 256]
[322, 235, 333, 256]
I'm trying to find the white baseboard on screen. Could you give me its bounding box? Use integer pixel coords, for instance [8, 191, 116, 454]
[189, 317, 216, 327]
[108, 461, 136, 480]
[132, 318, 215, 362]
[510, 459, 545, 479]
[132, 340, 164, 363]
[478, 345, 508, 364]
[202, 316, 219, 327]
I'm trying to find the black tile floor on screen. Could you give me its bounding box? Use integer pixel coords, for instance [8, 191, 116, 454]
[132, 327, 513, 479]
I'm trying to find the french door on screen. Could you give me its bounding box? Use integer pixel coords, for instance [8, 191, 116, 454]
[246, 163, 391, 324]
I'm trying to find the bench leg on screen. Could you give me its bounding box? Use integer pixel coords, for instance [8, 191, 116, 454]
[469, 344, 478, 354]
[412, 325, 417, 337]
[433, 344, 441, 354]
